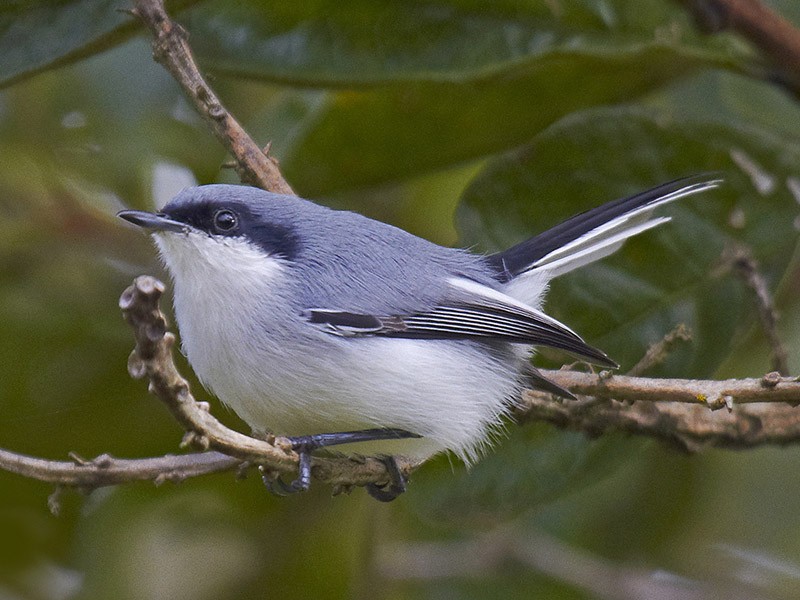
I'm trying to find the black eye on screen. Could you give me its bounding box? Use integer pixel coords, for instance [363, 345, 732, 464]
[213, 209, 238, 233]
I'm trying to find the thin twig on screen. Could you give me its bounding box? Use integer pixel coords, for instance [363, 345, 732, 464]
[0, 448, 241, 488]
[535, 369, 800, 410]
[131, 0, 294, 194]
[732, 250, 790, 375]
[520, 385, 800, 452]
[676, 0, 800, 91]
[627, 324, 693, 376]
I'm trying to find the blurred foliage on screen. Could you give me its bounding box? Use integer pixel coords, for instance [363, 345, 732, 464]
[2, 1, 800, 599]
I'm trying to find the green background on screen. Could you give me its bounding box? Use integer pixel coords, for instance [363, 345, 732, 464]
[2, 1, 800, 598]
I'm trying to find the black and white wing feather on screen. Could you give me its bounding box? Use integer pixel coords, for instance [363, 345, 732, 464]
[305, 276, 616, 367]
[306, 176, 722, 372]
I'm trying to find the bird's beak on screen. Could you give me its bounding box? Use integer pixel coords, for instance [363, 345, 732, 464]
[117, 210, 187, 233]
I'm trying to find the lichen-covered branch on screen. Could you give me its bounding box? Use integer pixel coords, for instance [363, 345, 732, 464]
[535, 369, 800, 409]
[131, 0, 294, 194]
[520, 382, 800, 452]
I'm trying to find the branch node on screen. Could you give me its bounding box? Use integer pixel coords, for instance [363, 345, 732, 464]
[349, 454, 368, 465]
[135, 275, 165, 299]
[163, 332, 176, 350]
[68, 452, 88, 466]
[207, 102, 226, 120]
[723, 395, 734, 412]
[127, 351, 147, 379]
[704, 394, 727, 411]
[180, 431, 197, 449]
[92, 453, 114, 468]
[179, 431, 211, 451]
[48, 486, 63, 517]
[145, 321, 167, 342]
[761, 371, 782, 387]
[118, 287, 136, 311]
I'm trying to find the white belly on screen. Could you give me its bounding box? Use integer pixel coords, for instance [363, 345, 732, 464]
[184, 320, 521, 463]
[156, 231, 522, 463]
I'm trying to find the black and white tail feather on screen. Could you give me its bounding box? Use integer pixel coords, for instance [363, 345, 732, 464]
[488, 175, 719, 280]
[307, 175, 721, 396]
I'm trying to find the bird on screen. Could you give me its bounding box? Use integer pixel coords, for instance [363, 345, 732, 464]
[118, 174, 720, 501]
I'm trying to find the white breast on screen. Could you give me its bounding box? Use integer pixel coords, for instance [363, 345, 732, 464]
[153, 230, 522, 463]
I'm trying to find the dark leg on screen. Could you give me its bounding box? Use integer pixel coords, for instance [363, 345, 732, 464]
[523, 365, 576, 400]
[366, 456, 407, 502]
[262, 428, 420, 497]
[262, 451, 313, 496]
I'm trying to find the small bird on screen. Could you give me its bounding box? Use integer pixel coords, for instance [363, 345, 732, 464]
[119, 175, 719, 501]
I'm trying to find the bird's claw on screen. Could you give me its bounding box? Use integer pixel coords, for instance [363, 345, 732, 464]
[365, 456, 407, 502]
[261, 449, 312, 496]
[260, 429, 418, 501]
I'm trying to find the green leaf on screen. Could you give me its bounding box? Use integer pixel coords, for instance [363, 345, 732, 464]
[217, 0, 757, 194]
[264, 44, 735, 195]
[457, 107, 800, 377]
[187, 0, 752, 86]
[410, 107, 800, 524]
[410, 423, 639, 527]
[0, 0, 200, 89]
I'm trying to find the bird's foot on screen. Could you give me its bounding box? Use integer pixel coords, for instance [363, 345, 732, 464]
[261, 428, 419, 499]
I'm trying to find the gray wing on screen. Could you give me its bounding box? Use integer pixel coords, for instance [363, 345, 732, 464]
[304, 276, 616, 368]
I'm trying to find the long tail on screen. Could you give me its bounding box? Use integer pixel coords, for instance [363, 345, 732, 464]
[488, 175, 722, 282]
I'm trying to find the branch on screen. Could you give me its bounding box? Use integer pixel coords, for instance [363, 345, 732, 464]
[119, 275, 418, 492]
[535, 369, 800, 408]
[522, 372, 800, 452]
[3, 277, 800, 497]
[130, 0, 294, 195]
[0, 277, 417, 500]
[626, 324, 692, 376]
[677, 0, 800, 91]
[0, 448, 241, 488]
[731, 250, 790, 375]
